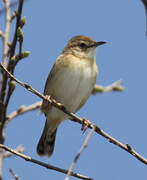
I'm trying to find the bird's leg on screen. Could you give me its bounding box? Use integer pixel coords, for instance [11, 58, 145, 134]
[40, 95, 52, 113]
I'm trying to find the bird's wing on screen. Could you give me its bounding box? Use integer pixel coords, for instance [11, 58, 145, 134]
[41, 55, 66, 114]
[41, 63, 58, 114]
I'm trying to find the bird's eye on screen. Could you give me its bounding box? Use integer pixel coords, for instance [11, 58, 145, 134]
[79, 43, 87, 48]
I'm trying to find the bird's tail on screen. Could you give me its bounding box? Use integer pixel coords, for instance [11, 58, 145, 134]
[37, 120, 57, 157]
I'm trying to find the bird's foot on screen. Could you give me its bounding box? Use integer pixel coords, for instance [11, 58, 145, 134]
[44, 95, 52, 103]
[81, 118, 91, 133]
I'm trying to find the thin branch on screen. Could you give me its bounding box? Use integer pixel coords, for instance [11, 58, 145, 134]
[0, 0, 24, 101]
[0, 0, 30, 16]
[5, 0, 25, 109]
[92, 80, 124, 94]
[0, 0, 25, 144]
[0, 0, 11, 125]
[0, 145, 24, 180]
[65, 126, 95, 180]
[9, 0, 24, 60]
[141, 0, 147, 35]
[0, 1, 11, 179]
[6, 101, 42, 121]
[4, 145, 24, 158]
[0, 63, 147, 165]
[0, 31, 4, 40]
[0, 1, 18, 16]
[71, 117, 147, 165]
[9, 168, 19, 180]
[2, 0, 11, 66]
[0, 144, 94, 180]
[0, 150, 4, 180]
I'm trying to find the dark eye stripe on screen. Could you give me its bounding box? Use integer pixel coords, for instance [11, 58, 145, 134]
[79, 43, 87, 48]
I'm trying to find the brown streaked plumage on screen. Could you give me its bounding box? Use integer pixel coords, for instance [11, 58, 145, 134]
[37, 35, 106, 157]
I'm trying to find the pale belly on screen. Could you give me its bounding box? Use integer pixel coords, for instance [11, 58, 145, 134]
[46, 64, 97, 121]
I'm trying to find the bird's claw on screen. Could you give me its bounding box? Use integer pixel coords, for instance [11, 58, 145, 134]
[81, 118, 91, 133]
[44, 95, 52, 103]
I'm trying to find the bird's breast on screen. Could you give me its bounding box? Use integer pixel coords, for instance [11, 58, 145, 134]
[50, 56, 98, 112]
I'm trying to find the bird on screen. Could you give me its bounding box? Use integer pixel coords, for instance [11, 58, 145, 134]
[37, 35, 106, 157]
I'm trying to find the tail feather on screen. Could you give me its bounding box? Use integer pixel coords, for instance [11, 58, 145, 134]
[37, 124, 57, 157]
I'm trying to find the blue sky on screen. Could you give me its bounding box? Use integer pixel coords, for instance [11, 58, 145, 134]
[1, 0, 147, 179]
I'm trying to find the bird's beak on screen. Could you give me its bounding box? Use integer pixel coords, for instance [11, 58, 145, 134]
[88, 41, 106, 48]
[95, 41, 107, 47]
